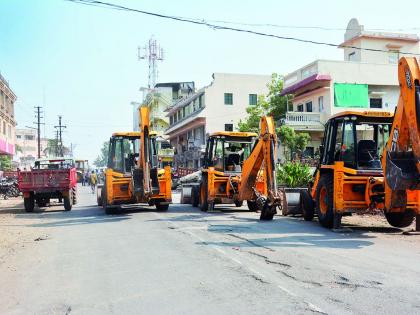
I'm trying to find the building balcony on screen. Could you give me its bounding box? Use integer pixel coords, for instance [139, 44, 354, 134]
[284, 111, 324, 131]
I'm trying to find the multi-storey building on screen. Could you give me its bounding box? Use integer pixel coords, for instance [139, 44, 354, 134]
[15, 128, 49, 169]
[281, 18, 420, 157]
[164, 73, 271, 168]
[0, 72, 17, 157]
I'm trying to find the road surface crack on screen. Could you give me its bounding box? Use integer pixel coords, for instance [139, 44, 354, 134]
[247, 251, 291, 268]
[227, 233, 274, 251]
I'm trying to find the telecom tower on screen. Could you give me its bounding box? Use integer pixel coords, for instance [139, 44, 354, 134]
[138, 37, 164, 89]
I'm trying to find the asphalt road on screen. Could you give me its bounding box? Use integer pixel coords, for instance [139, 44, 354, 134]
[1, 185, 420, 315]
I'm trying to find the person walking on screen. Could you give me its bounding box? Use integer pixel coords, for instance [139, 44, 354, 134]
[90, 170, 97, 194]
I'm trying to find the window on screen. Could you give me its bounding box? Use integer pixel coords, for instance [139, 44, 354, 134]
[24, 135, 34, 140]
[16, 135, 22, 139]
[306, 101, 313, 112]
[170, 116, 173, 125]
[249, 94, 257, 105]
[182, 106, 186, 118]
[388, 50, 399, 64]
[297, 104, 304, 112]
[224, 124, 233, 132]
[370, 98, 382, 109]
[224, 93, 233, 105]
[342, 121, 355, 167]
[2, 121, 5, 134]
[348, 52, 356, 61]
[7, 125, 11, 138]
[318, 96, 324, 112]
[199, 95, 203, 108]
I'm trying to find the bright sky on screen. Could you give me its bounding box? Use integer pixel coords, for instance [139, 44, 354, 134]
[1, 0, 418, 162]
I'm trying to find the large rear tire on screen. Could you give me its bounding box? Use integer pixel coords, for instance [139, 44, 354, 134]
[24, 194, 35, 213]
[199, 176, 209, 212]
[385, 210, 415, 228]
[234, 200, 243, 207]
[63, 190, 72, 211]
[191, 185, 199, 207]
[315, 174, 334, 228]
[301, 190, 315, 221]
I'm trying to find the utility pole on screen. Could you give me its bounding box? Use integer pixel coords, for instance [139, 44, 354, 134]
[54, 116, 66, 157]
[34, 106, 44, 158]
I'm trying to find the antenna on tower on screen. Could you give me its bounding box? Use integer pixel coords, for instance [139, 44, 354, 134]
[138, 36, 164, 89]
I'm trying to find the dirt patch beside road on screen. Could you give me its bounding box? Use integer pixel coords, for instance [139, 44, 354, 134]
[0, 198, 48, 265]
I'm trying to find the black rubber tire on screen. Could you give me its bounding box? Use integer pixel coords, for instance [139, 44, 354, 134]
[63, 190, 72, 211]
[72, 187, 77, 205]
[191, 186, 199, 207]
[24, 195, 35, 212]
[260, 205, 276, 221]
[156, 202, 169, 211]
[199, 176, 209, 212]
[97, 195, 103, 207]
[247, 200, 259, 212]
[385, 210, 415, 228]
[234, 200, 243, 207]
[315, 174, 334, 228]
[301, 190, 315, 221]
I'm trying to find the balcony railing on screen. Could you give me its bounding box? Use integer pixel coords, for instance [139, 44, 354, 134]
[284, 111, 323, 129]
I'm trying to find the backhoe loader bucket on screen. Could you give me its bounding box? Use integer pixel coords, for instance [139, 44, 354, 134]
[386, 151, 420, 190]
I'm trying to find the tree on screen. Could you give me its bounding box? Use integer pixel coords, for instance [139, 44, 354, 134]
[238, 95, 269, 133]
[277, 126, 310, 160]
[94, 141, 109, 167]
[0, 155, 13, 171]
[237, 73, 290, 132]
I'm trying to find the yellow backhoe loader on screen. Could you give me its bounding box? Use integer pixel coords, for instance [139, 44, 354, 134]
[192, 115, 281, 220]
[97, 107, 172, 214]
[298, 57, 420, 230]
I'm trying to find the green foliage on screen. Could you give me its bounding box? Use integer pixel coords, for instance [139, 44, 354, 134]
[237, 73, 290, 132]
[277, 126, 310, 160]
[94, 141, 109, 167]
[277, 161, 312, 188]
[0, 155, 13, 171]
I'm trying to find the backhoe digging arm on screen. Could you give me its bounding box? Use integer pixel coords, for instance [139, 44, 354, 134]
[383, 57, 420, 211]
[238, 116, 280, 216]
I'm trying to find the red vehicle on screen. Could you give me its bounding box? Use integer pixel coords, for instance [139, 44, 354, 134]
[18, 158, 78, 212]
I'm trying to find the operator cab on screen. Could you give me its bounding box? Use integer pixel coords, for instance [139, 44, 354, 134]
[320, 111, 393, 171]
[108, 132, 158, 175]
[204, 132, 257, 173]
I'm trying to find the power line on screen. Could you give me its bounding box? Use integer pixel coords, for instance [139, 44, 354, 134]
[66, 0, 420, 56]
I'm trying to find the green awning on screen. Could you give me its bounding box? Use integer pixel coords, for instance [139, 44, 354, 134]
[334, 83, 368, 108]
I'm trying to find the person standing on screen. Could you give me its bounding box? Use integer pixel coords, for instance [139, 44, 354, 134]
[89, 170, 97, 194]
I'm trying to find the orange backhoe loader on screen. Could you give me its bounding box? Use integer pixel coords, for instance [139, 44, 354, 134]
[192, 115, 281, 220]
[97, 107, 172, 214]
[299, 57, 420, 230]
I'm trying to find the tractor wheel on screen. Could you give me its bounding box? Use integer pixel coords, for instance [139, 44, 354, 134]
[155, 202, 169, 211]
[234, 200, 243, 207]
[199, 176, 209, 212]
[301, 190, 315, 221]
[385, 210, 415, 228]
[315, 174, 334, 228]
[63, 190, 73, 211]
[247, 200, 259, 212]
[24, 194, 35, 213]
[191, 186, 199, 207]
[72, 187, 77, 205]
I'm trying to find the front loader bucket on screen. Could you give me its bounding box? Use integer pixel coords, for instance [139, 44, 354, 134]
[386, 151, 420, 190]
[281, 188, 304, 216]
